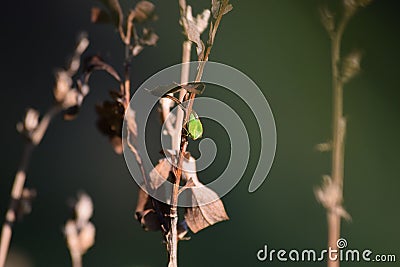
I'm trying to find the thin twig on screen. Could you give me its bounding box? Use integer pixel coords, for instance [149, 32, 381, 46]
[0, 105, 61, 267]
[70, 251, 82, 267]
[327, 10, 352, 267]
[167, 2, 229, 265]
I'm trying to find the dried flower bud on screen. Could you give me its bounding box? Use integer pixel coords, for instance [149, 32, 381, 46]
[64, 193, 96, 257]
[61, 89, 80, 109]
[24, 109, 39, 132]
[134, 1, 156, 23]
[54, 70, 73, 102]
[341, 51, 362, 83]
[75, 193, 93, 225]
[17, 108, 40, 135]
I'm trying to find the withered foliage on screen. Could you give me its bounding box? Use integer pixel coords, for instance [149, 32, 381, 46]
[96, 91, 125, 154]
[90, 0, 230, 264]
[63, 55, 121, 121]
[91, 0, 158, 153]
[91, 0, 158, 52]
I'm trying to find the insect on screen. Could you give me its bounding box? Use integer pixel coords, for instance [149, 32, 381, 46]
[146, 82, 205, 141]
[164, 94, 203, 141]
[187, 112, 203, 140]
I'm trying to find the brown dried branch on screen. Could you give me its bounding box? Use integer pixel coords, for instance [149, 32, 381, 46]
[316, 2, 371, 267]
[0, 35, 90, 267]
[167, 1, 232, 266]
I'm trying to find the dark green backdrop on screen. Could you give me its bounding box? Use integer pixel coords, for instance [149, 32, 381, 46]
[1, 0, 399, 266]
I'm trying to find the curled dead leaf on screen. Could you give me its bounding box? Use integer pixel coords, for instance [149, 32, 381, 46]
[181, 156, 229, 233]
[83, 55, 121, 82]
[184, 184, 229, 233]
[135, 187, 170, 232]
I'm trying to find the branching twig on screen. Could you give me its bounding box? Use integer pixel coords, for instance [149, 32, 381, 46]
[326, 11, 351, 267]
[0, 33, 90, 266]
[167, 1, 231, 266]
[0, 104, 62, 267]
[316, 2, 371, 267]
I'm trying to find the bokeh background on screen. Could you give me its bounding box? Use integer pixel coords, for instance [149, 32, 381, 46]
[1, 0, 399, 266]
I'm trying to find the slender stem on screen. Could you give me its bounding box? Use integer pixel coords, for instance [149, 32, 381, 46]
[168, 140, 187, 267]
[327, 12, 351, 267]
[168, 2, 229, 265]
[0, 105, 61, 267]
[124, 46, 132, 109]
[173, 41, 192, 151]
[70, 251, 82, 267]
[168, 7, 226, 265]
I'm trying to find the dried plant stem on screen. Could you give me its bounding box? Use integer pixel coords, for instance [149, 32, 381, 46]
[168, 65, 205, 267]
[123, 46, 132, 109]
[174, 40, 192, 150]
[165, 39, 191, 267]
[168, 34, 217, 267]
[167, 1, 229, 264]
[327, 13, 351, 267]
[168, 139, 188, 267]
[0, 105, 61, 267]
[70, 251, 82, 267]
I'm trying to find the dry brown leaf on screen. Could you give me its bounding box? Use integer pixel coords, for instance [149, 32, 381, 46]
[149, 158, 172, 190]
[83, 55, 121, 82]
[135, 187, 170, 232]
[181, 6, 204, 56]
[182, 157, 229, 233]
[135, 188, 160, 231]
[185, 184, 229, 233]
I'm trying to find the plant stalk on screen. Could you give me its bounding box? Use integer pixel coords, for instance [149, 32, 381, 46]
[327, 12, 351, 267]
[0, 105, 61, 267]
[166, 39, 191, 267]
[70, 251, 82, 267]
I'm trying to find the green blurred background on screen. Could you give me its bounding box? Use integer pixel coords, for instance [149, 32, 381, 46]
[1, 0, 399, 266]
